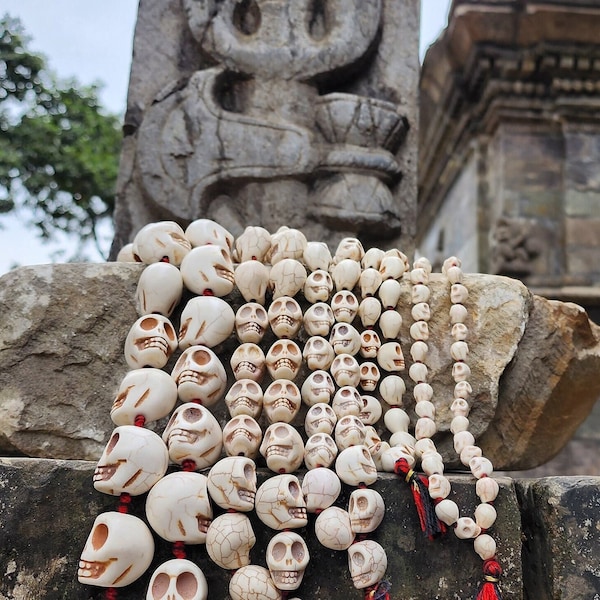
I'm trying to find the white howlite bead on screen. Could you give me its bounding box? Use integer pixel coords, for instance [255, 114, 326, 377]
[379, 310, 403, 340]
[435, 499, 459, 526]
[415, 417, 436, 440]
[410, 267, 429, 285]
[378, 279, 402, 309]
[454, 517, 481, 540]
[452, 361, 471, 382]
[415, 401, 436, 420]
[411, 283, 431, 304]
[475, 503, 497, 530]
[470, 456, 494, 479]
[359, 268, 383, 298]
[409, 362, 428, 384]
[450, 415, 470, 434]
[413, 382, 434, 403]
[379, 375, 406, 406]
[389, 431, 417, 450]
[414, 438, 436, 458]
[421, 452, 444, 476]
[428, 474, 451, 499]
[446, 265, 463, 284]
[413, 257, 432, 273]
[410, 340, 429, 363]
[450, 283, 469, 304]
[358, 297, 382, 328]
[451, 397, 470, 417]
[381, 446, 415, 472]
[450, 303, 468, 324]
[410, 302, 431, 322]
[454, 430, 475, 454]
[442, 256, 461, 274]
[451, 322, 469, 341]
[409, 321, 429, 341]
[454, 380, 473, 399]
[362, 247, 385, 270]
[459, 445, 482, 467]
[384, 407, 411, 433]
[476, 477, 500, 503]
[450, 341, 469, 361]
[474, 534, 497, 560]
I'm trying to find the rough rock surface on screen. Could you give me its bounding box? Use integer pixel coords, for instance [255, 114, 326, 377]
[0, 458, 522, 600]
[1, 264, 599, 470]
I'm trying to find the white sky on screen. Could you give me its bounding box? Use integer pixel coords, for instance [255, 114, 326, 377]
[0, 0, 450, 277]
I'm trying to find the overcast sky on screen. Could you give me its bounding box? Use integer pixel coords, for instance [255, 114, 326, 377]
[0, 0, 451, 277]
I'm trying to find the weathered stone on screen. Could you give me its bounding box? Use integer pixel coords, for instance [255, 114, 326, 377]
[111, 0, 420, 257]
[0, 458, 523, 600]
[515, 477, 600, 598]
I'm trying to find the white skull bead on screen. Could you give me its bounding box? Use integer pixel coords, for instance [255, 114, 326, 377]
[330, 322, 362, 355]
[304, 433, 338, 469]
[303, 336, 335, 370]
[358, 297, 382, 328]
[331, 354, 361, 387]
[303, 241, 332, 271]
[124, 314, 177, 369]
[260, 423, 304, 474]
[78, 511, 154, 588]
[268, 227, 307, 265]
[225, 379, 263, 418]
[470, 456, 494, 479]
[335, 445, 377, 486]
[332, 385, 362, 417]
[111, 368, 178, 426]
[94, 426, 168, 496]
[230, 343, 266, 382]
[185, 218, 234, 251]
[360, 330, 381, 359]
[206, 513, 256, 570]
[171, 345, 227, 406]
[334, 237, 365, 263]
[331, 290, 359, 323]
[222, 415, 262, 459]
[146, 558, 208, 600]
[331, 258, 361, 291]
[178, 296, 235, 349]
[254, 474, 308, 529]
[267, 296, 302, 338]
[234, 225, 271, 262]
[266, 531, 310, 591]
[379, 254, 406, 280]
[348, 540, 388, 590]
[303, 269, 333, 303]
[235, 302, 269, 343]
[334, 415, 366, 450]
[348, 488, 385, 533]
[229, 565, 281, 600]
[207, 456, 257, 512]
[301, 467, 342, 513]
[136, 261, 183, 317]
[265, 340, 303, 381]
[379, 309, 403, 339]
[234, 260, 271, 305]
[359, 268, 383, 298]
[361, 247, 384, 270]
[377, 342, 405, 372]
[162, 403, 223, 469]
[269, 258, 307, 299]
[180, 245, 235, 296]
[301, 370, 335, 406]
[304, 403, 337, 436]
[454, 517, 482, 540]
[303, 302, 335, 336]
[132, 221, 191, 265]
[145, 471, 212, 543]
[315, 506, 355, 550]
[359, 362, 380, 392]
[359, 395, 383, 425]
[379, 375, 406, 406]
[263, 380, 302, 424]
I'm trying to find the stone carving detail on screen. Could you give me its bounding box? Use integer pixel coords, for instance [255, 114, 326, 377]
[491, 217, 546, 277]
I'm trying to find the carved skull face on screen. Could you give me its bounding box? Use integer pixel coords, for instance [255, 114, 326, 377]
[162, 403, 223, 468]
[230, 343, 266, 382]
[303, 241, 332, 272]
[269, 258, 307, 299]
[359, 394, 382, 425]
[300, 370, 335, 406]
[222, 415, 262, 459]
[377, 342, 406, 372]
[330, 323, 361, 355]
[304, 403, 337, 436]
[132, 221, 191, 265]
[145, 471, 212, 543]
[348, 540, 388, 590]
[94, 426, 168, 496]
[136, 261, 183, 317]
[180, 245, 235, 297]
[266, 531, 309, 591]
[334, 237, 365, 263]
[379, 375, 406, 406]
[303, 269, 333, 303]
[303, 302, 335, 337]
[360, 330, 381, 359]
[111, 368, 178, 426]
[234, 225, 272, 262]
[267, 296, 302, 338]
[454, 517, 482, 540]
[235, 302, 269, 344]
[206, 513, 256, 570]
[359, 362, 381, 392]
[254, 474, 308, 530]
[335, 445, 378, 486]
[331, 290, 359, 323]
[178, 296, 235, 350]
[260, 423, 304, 473]
[185, 218, 234, 252]
[334, 415, 366, 450]
[469, 456, 494, 479]
[451, 397, 470, 417]
[145, 558, 208, 600]
[78, 512, 155, 588]
[348, 489, 385, 533]
[452, 361, 471, 382]
[303, 336, 334, 370]
[452, 322, 469, 341]
[265, 340, 302, 380]
[331, 258, 361, 291]
[207, 456, 257, 512]
[330, 354, 361, 387]
[224, 379, 263, 419]
[332, 386, 362, 418]
[454, 380, 473, 399]
[263, 380, 302, 424]
[304, 433, 338, 469]
[428, 474, 451, 499]
[301, 467, 342, 513]
[125, 315, 178, 369]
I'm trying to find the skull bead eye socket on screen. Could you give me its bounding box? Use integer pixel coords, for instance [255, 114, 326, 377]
[152, 572, 170, 597]
[338, 325, 349, 335]
[343, 356, 354, 366]
[247, 381, 261, 394]
[271, 342, 284, 356]
[289, 480, 301, 499]
[286, 384, 296, 395]
[91, 523, 109, 550]
[314, 306, 325, 316]
[275, 425, 288, 438]
[312, 339, 324, 350]
[106, 432, 120, 454]
[313, 373, 324, 383]
[239, 306, 253, 318]
[286, 300, 297, 312]
[164, 322, 176, 341]
[351, 551, 365, 567]
[140, 317, 159, 330]
[192, 350, 211, 365]
[292, 541, 305, 560]
[271, 541, 287, 561]
[270, 382, 283, 394]
[244, 463, 254, 480]
[288, 344, 300, 356]
[183, 407, 203, 422]
[177, 571, 199, 599]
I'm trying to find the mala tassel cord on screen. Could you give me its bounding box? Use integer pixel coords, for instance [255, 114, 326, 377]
[394, 458, 445, 540]
[475, 559, 503, 600]
[365, 580, 392, 599]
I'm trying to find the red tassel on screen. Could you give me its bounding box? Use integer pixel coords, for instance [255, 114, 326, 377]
[105, 588, 118, 599]
[475, 559, 503, 600]
[364, 580, 391, 599]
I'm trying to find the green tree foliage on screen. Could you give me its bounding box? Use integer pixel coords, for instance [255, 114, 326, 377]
[0, 15, 121, 258]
